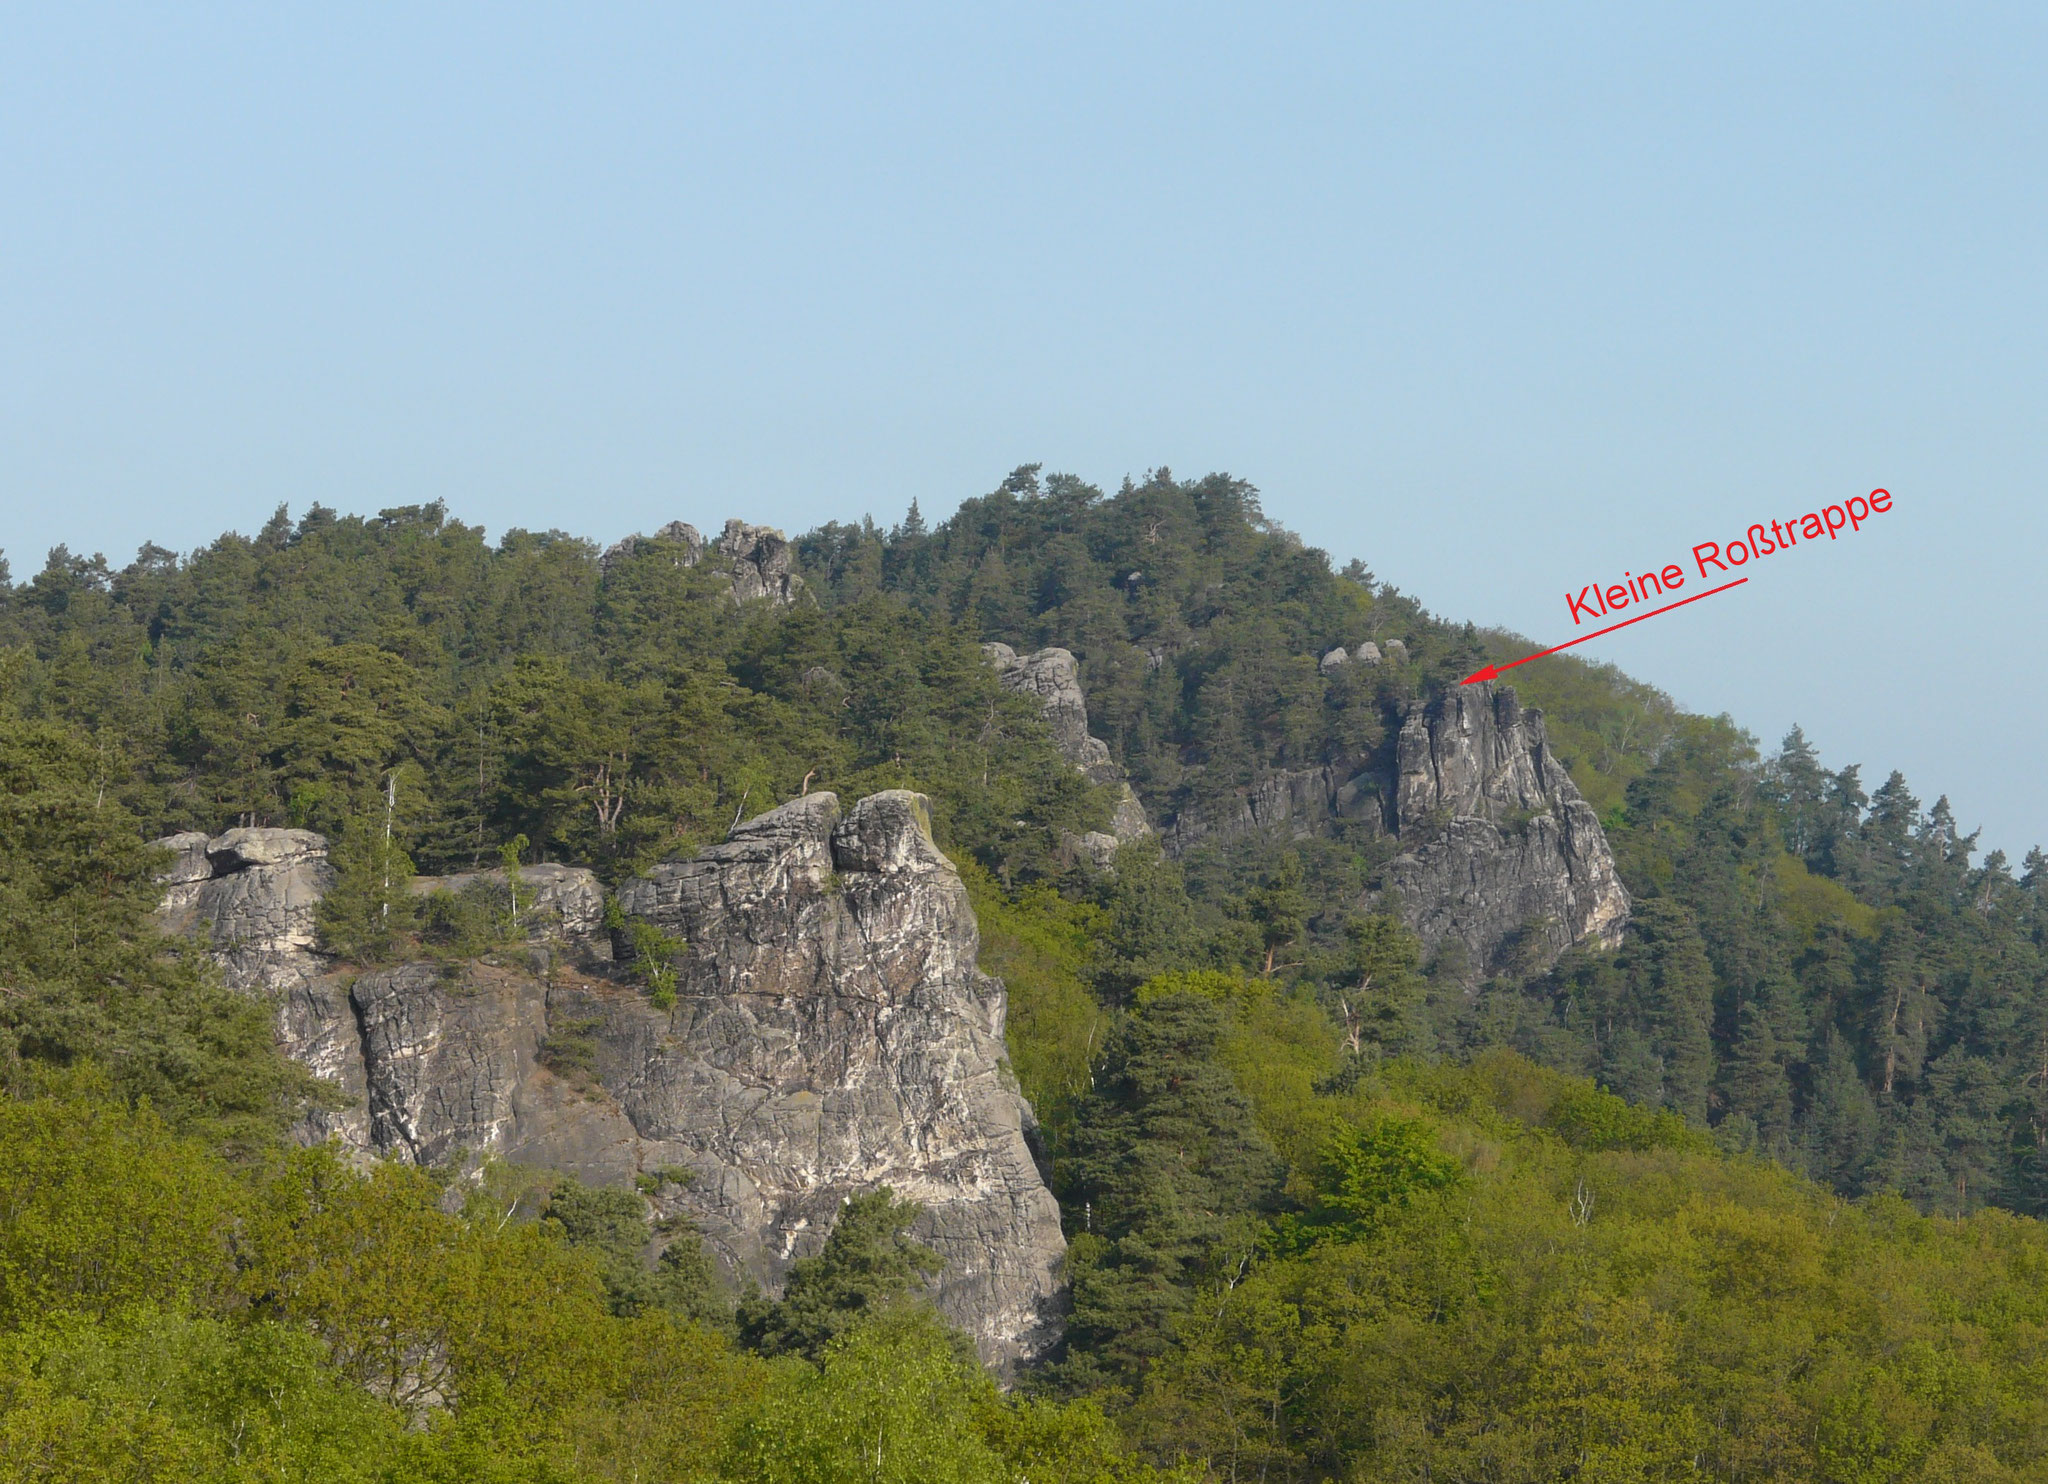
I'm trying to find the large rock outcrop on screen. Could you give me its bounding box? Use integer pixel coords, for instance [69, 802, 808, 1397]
[715, 520, 804, 605]
[1153, 682, 1628, 977]
[983, 643, 1151, 852]
[164, 794, 1064, 1370]
[152, 827, 335, 993]
[605, 791, 1064, 1365]
[1378, 686, 1628, 976]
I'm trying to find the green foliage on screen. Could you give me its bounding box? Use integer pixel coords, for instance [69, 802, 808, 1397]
[721, 1312, 1008, 1484]
[417, 878, 519, 956]
[1297, 1113, 1464, 1241]
[542, 1177, 726, 1327]
[26, 481, 2048, 1476]
[962, 863, 1107, 1132]
[317, 811, 418, 963]
[737, 1190, 942, 1364]
[1052, 992, 1287, 1393]
[0, 695, 312, 1150]
[621, 917, 684, 1010]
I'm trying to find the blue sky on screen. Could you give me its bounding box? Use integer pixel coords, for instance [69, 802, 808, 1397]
[4, 4, 2044, 853]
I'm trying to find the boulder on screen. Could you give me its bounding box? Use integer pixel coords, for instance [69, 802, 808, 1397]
[1319, 646, 1351, 673]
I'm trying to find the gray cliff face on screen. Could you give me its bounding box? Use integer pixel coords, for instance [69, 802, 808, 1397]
[152, 827, 335, 993]
[607, 791, 1065, 1366]
[1152, 682, 1628, 977]
[165, 795, 1065, 1370]
[983, 643, 1152, 849]
[1378, 686, 1628, 976]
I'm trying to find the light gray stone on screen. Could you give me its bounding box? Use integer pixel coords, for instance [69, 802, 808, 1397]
[198, 792, 1065, 1372]
[983, 643, 1152, 842]
[1379, 686, 1628, 976]
[715, 520, 804, 605]
[152, 826, 335, 994]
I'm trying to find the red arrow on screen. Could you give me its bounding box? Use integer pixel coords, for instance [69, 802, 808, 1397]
[1462, 577, 1749, 685]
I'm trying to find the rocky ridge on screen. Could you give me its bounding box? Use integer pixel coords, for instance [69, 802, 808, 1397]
[152, 792, 1065, 1370]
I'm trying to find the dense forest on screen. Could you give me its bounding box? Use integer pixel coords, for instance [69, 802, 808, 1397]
[6, 472, 2048, 1479]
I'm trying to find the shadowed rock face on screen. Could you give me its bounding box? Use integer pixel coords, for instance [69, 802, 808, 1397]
[1378, 686, 1628, 976]
[1151, 682, 1628, 978]
[162, 794, 1065, 1371]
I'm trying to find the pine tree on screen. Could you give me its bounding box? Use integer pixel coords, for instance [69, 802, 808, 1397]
[736, 1189, 941, 1362]
[1053, 992, 1286, 1390]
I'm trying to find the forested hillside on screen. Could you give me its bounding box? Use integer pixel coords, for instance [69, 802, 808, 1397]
[5, 473, 2048, 1480]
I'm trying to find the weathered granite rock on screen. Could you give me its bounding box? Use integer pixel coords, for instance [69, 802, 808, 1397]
[1155, 684, 1627, 978]
[1319, 647, 1350, 673]
[1354, 641, 1383, 665]
[982, 644, 1114, 782]
[984, 643, 1152, 847]
[152, 827, 335, 993]
[715, 520, 804, 605]
[604, 791, 1065, 1366]
[1071, 831, 1123, 872]
[200, 792, 1065, 1370]
[1384, 639, 1409, 662]
[1378, 686, 1628, 976]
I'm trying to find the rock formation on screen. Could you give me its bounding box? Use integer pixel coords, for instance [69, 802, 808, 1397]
[159, 795, 1065, 1371]
[983, 643, 1152, 849]
[1155, 683, 1627, 978]
[599, 520, 705, 575]
[714, 520, 805, 605]
[152, 827, 335, 993]
[608, 791, 1065, 1365]
[1378, 685, 1628, 976]
[597, 518, 805, 606]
